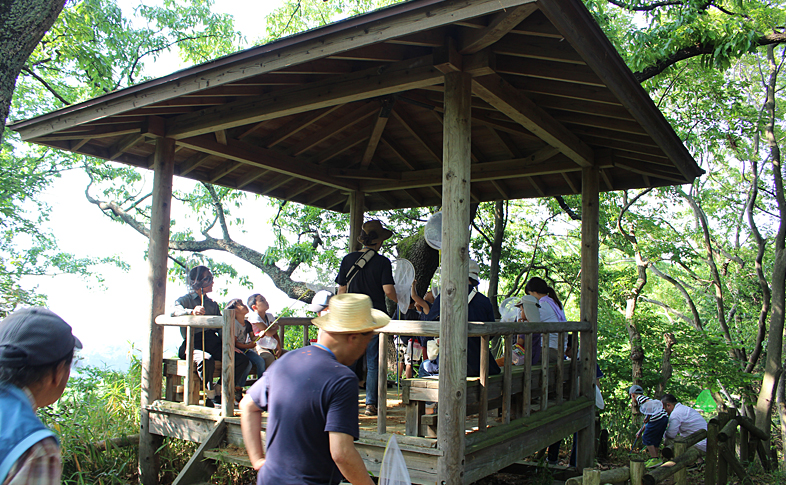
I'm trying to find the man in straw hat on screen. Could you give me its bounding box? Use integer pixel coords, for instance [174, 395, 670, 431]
[241, 293, 388, 485]
[0, 307, 82, 485]
[335, 219, 398, 416]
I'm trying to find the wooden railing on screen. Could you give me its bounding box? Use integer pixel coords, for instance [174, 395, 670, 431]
[377, 320, 592, 434]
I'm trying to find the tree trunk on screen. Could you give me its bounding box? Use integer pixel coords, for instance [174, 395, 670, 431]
[755, 45, 786, 438]
[487, 200, 506, 318]
[657, 333, 676, 398]
[0, 0, 66, 140]
[397, 229, 440, 298]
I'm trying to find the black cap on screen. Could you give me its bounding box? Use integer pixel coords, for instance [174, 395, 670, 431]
[0, 308, 82, 367]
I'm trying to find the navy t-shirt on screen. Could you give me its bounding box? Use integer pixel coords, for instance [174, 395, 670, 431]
[247, 346, 360, 485]
[335, 250, 394, 313]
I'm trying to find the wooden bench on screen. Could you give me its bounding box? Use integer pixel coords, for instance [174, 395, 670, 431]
[401, 363, 569, 437]
[164, 358, 259, 404]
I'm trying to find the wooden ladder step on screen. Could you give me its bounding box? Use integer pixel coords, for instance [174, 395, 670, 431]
[203, 449, 252, 467]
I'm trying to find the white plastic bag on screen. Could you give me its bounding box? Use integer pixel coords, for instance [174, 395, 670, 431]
[393, 259, 415, 315]
[499, 297, 518, 322]
[379, 435, 412, 485]
[595, 386, 605, 410]
[639, 398, 663, 416]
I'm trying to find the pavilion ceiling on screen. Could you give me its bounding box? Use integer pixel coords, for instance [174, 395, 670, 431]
[10, 0, 702, 212]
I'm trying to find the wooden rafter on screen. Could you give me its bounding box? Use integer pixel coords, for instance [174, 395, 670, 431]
[209, 161, 241, 183]
[238, 168, 271, 189]
[492, 36, 584, 65]
[459, 3, 538, 54]
[166, 55, 444, 140]
[379, 134, 417, 170]
[109, 133, 147, 160]
[310, 126, 373, 165]
[287, 102, 379, 157]
[472, 74, 593, 167]
[258, 174, 293, 196]
[509, 77, 621, 105]
[495, 57, 605, 87]
[176, 135, 359, 191]
[391, 106, 442, 164]
[33, 123, 142, 142]
[360, 98, 396, 169]
[177, 153, 212, 176]
[239, 104, 344, 143]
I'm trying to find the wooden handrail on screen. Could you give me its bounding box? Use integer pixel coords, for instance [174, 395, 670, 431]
[379, 320, 590, 337]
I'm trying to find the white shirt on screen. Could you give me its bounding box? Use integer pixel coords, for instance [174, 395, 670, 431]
[537, 296, 566, 351]
[665, 403, 708, 452]
[248, 311, 278, 351]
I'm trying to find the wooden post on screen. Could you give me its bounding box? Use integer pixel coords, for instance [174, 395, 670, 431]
[378, 332, 387, 433]
[569, 331, 579, 401]
[184, 327, 195, 405]
[478, 335, 489, 431]
[582, 468, 600, 485]
[348, 191, 365, 253]
[674, 439, 687, 485]
[139, 137, 175, 485]
[630, 459, 645, 485]
[717, 412, 729, 484]
[221, 309, 235, 417]
[303, 323, 309, 347]
[522, 333, 533, 417]
[556, 331, 564, 405]
[706, 418, 718, 485]
[502, 334, 512, 424]
[576, 164, 599, 470]
[540, 332, 548, 411]
[436, 70, 472, 485]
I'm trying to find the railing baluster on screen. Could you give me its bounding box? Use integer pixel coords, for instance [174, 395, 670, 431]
[523, 333, 533, 417]
[569, 331, 579, 401]
[185, 326, 195, 405]
[502, 334, 512, 424]
[541, 332, 548, 411]
[378, 333, 387, 433]
[479, 335, 489, 431]
[556, 331, 564, 405]
[221, 309, 235, 417]
[303, 323, 309, 347]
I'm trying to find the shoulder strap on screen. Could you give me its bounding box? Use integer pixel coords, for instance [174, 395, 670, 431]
[467, 287, 478, 304]
[346, 249, 376, 286]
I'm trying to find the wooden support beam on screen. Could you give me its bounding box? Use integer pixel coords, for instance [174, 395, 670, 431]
[71, 138, 90, 151]
[287, 101, 379, 156]
[495, 56, 605, 87]
[140, 137, 175, 485]
[491, 180, 509, 199]
[305, 186, 338, 206]
[109, 133, 146, 160]
[167, 55, 443, 140]
[380, 134, 418, 170]
[459, 4, 538, 54]
[361, 98, 395, 169]
[178, 156, 212, 180]
[221, 310, 235, 417]
[348, 191, 365, 252]
[209, 161, 241, 183]
[391, 106, 442, 164]
[176, 135, 358, 191]
[436, 70, 472, 484]
[171, 418, 226, 485]
[286, 181, 318, 200]
[472, 74, 593, 167]
[576, 164, 599, 470]
[310, 125, 372, 166]
[237, 168, 271, 189]
[259, 174, 293, 196]
[527, 176, 547, 196]
[361, 146, 565, 192]
[214, 129, 227, 145]
[493, 36, 586, 64]
[244, 104, 344, 144]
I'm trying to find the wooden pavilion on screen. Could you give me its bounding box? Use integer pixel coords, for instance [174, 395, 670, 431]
[9, 0, 702, 483]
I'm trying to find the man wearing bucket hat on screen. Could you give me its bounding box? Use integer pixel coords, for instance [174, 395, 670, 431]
[241, 293, 387, 485]
[335, 220, 398, 416]
[0, 307, 82, 485]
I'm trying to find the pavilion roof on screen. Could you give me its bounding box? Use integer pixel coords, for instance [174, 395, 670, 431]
[9, 0, 702, 212]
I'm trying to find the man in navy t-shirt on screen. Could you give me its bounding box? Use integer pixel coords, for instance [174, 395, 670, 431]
[240, 293, 390, 485]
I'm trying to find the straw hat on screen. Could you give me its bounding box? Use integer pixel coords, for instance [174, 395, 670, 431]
[357, 220, 393, 246]
[311, 293, 390, 333]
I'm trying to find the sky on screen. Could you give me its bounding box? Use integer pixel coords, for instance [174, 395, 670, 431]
[19, 0, 291, 371]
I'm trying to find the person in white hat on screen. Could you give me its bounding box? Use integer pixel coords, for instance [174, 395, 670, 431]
[335, 220, 398, 416]
[419, 260, 500, 378]
[240, 293, 388, 485]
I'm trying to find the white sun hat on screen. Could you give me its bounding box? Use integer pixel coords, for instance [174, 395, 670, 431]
[311, 293, 390, 333]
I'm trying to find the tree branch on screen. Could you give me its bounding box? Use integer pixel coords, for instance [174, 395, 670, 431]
[21, 66, 71, 105]
[634, 32, 786, 82]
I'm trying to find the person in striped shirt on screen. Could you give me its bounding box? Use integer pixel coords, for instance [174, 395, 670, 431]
[629, 385, 669, 467]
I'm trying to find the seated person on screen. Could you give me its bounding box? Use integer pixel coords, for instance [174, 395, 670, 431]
[497, 294, 542, 367]
[419, 261, 500, 378]
[226, 299, 263, 389]
[172, 266, 248, 405]
[247, 293, 284, 370]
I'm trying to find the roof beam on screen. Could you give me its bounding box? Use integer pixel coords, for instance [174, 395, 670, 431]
[166, 55, 443, 140]
[309, 126, 372, 165]
[109, 133, 146, 160]
[471, 74, 593, 167]
[239, 104, 344, 143]
[363, 146, 566, 192]
[391, 106, 442, 164]
[287, 102, 379, 156]
[177, 153, 212, 176]
[361, 98, 395, 169]
[459, 4, 538, 54]
[176, 135, 359, 191]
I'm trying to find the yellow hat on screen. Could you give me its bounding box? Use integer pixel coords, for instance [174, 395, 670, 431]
[311, 293, 390, 333]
